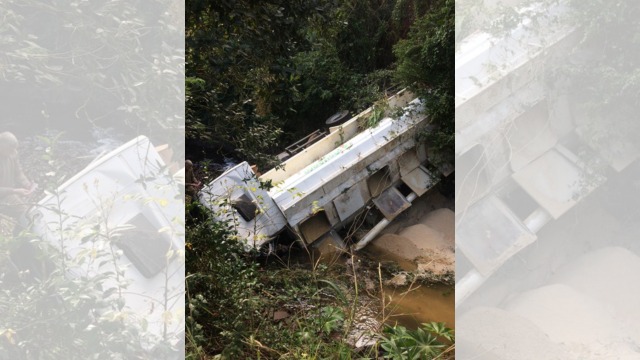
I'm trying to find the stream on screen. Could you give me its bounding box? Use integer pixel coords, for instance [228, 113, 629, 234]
[365, 190, 455, 329]
[382, 283, 454, 329]
[280, 188, 456, 331]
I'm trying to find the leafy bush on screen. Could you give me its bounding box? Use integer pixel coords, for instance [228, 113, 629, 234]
[185, 206, 457, 359]
[0, 0, 183, 140]
[1, 204, 181, 358]
[186, 0, 425, 160]
[186, 203, 362, 359]
[379, 322, 454, 360]
[185, 207, 260, 357]
[394, 0, 454, 166]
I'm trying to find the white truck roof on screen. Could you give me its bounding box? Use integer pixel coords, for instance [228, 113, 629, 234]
[31, 136, 184, 341]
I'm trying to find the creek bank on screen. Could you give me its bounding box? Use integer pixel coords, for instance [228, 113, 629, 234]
[361, 191, 455, 286]
[295, 188, 456, 339]
[356, 190, 455, 330]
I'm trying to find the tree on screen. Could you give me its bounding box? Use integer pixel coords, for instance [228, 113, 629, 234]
[0, 0, 183, 143]
[185, 0, 333, 167]
[185, 0, 426, 167]
[394, 0, 454, 165]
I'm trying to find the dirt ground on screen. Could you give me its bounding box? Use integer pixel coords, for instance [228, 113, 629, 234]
[365, 191, 455, 280]
[457, 176, 640, 359]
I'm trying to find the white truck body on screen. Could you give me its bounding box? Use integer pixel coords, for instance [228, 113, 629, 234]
[200, 90, 443, 249]
[30, 136, 184, 343]
[199, 161, 288, 249]
[455, 2, 639, 306]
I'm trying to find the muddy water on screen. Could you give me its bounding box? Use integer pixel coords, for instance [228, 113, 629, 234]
[363, 194, 456, 330]
[382, 284, 455, 329]
[281, 190, 456, 331]
[363, 244, 419, 272]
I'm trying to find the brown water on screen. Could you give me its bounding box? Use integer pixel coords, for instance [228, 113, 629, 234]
[382, 284, 455, 329]
[269, 247, 455, 332]
[275, 191, 456, 332]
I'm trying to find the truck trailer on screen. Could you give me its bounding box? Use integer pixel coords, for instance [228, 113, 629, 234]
[200, 90, 449, 252]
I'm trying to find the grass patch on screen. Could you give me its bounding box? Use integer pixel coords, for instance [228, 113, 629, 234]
[185, 202, 454, 359]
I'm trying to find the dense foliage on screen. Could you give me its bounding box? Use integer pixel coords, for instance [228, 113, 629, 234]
[185, 205, 353, 358]
[0, 0, 183, 143]
[186, 0, 456, 358]
[185, 202, 454, 359]
[563, 0, 640, 140]
[185, 0, 450, 168]
[394, 0, 454, 166]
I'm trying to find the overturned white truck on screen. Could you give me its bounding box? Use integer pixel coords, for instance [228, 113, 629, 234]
[200, 90, 449, 251]
[455, 3, 640, 358]
[28, 136, 185, 349]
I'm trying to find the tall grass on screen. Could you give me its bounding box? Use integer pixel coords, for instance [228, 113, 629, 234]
[185, 202, 454, 359]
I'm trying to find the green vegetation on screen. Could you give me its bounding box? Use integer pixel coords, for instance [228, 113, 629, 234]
[186, 0, 453, 167]
[380, 322, 455, 359]
[0, 0, 183, 142]
[186, 0, 455, 358]
[563, 1, 640, 139]
[185, 202, 454, 359]
[1, 136, 182, 359]
[394, 0, 454, 166]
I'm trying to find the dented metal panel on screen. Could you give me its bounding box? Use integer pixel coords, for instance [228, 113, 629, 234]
[322, 201, 341, 227]
[457, 196, 536, 276]
[334, 182, 368, 222]
[299, 210, 332, 245]
[199, 162, 288, 248]
[508, 101, 558, 172]
[372, 187, 411, 221]
[512, 149, 603, 219]
[399, 149, 421, 176]
[401, 166, 435, 196]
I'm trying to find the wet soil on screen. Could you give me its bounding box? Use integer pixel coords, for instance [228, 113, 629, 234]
[382, 283, 454, 329]
[364, 189, 455, 329]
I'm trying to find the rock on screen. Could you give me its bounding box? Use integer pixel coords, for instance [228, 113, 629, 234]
[385, 273, 408, 287]
[273, 310, 290, 322]
[364, 277, 376, 292]
[346, 298, 381, 350]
